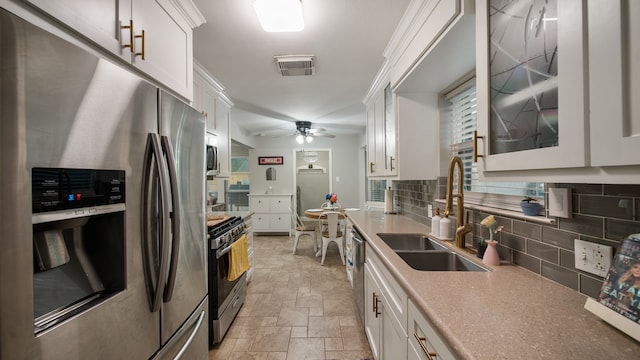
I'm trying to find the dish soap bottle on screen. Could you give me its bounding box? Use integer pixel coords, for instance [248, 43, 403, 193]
[440, 213, 452, 240]
[430, 208, 441, 238]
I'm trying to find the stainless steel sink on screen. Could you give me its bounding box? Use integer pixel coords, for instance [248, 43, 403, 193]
[377, 233, 447, 251]
[395, 251, 488, 272]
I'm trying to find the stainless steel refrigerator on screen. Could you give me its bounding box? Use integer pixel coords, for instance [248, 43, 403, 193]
[0, 7, 208, 359]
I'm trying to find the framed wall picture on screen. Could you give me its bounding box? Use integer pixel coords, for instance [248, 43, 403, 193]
[258, 156, 283, 165]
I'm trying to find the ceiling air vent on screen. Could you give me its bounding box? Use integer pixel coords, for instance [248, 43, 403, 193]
[274, 55, 314, 76]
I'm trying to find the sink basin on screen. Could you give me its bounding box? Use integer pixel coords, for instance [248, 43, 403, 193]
[377, 233, 447, 251]
[395, 251, 488, 272]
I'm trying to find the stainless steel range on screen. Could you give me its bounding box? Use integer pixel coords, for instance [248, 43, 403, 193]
[207, 216, 248, 347]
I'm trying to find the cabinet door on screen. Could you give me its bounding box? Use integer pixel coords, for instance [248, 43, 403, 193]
[131, 0, 193, 99]
[252, 214, 270, 230]
[381, 297, 407, 360]
[193, 71, 217, 130]
[214, 97, 231, 177]
[364, 264, 382, 360]
[475, 0, 587, 172]
[366, 101, 378, 176]
[589, 0, 640, 166]
[250, 197, 270, 213]
[270, 214, 291, 231]
[270, 197, 291, 213]
[23, 0, 130, 61]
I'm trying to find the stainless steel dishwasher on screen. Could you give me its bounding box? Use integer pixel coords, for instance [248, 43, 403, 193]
[351, 227, 365, 325]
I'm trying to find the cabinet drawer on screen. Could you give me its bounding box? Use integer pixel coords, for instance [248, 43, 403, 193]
[408, 299, 456, 360]
[252, 213, 271, 230]
[270, 214, 291, 230]
[270, 197, 291, 212]
[250, 198, 271, 213]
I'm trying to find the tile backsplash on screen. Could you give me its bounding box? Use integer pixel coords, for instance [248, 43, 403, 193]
[393, 180, 640, 298]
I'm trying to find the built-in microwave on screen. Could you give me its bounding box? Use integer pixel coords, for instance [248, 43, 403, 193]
[206, 133, 219, 177]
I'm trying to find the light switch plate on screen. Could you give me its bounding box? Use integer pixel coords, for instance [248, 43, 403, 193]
[574, 239, 612, 277]
[549, 187, 571, 218]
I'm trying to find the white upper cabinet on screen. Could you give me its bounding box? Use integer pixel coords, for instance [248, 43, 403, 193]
[588, 0, 640, 167]
[214, 96, 232, 178]
[23, 0, 204, 100]
[193, 61, 233, 178]
[475, 0, 588, 172]
[365, 84, 395, 178]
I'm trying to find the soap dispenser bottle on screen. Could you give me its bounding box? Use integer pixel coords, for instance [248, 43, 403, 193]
[440, 213, 452, 240]
[430, 208, 441, 238]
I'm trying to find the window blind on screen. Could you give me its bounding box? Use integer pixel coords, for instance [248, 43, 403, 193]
[443, 81, 544, 208]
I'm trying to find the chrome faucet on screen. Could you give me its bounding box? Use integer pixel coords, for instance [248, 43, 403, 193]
[444, 156, 472, 248]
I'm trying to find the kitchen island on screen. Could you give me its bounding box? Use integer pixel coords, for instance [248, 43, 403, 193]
[347, 209, 640, 359]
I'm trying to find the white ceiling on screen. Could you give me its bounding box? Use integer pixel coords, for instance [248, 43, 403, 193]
[192, 0, 411, 138]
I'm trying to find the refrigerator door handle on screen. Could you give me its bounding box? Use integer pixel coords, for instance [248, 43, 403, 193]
[143, 133, 171, 313]
[161, 135, 181, 302]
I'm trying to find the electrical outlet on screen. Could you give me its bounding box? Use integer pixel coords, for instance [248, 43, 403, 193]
[427, 204, 433, 217]
[574, 239, 613, 277]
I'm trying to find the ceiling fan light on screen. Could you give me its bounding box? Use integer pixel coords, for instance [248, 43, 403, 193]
[296, 134, 304, 144]
[254, 0, 304, 32]
[305, 135, 313, 143]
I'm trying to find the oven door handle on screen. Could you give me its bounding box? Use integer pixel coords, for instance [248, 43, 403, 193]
[216, 231, 247, 259]
[217, 244, 231, 259]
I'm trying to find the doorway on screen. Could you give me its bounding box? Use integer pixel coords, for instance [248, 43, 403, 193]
[294, 149, 331, 216]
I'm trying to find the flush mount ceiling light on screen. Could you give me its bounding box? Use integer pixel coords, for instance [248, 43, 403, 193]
[253, 0, 304, 32]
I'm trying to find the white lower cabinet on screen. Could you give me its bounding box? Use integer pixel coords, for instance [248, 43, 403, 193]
[408, 299, 457, 360]
[244, 215, 254, 282]
[364, 249, 408, 360]
[248, 194, 292, 235]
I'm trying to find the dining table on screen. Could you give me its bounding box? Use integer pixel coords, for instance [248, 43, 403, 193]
[303, 208, 348, 219]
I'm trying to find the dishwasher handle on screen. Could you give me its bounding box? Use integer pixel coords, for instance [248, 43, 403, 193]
[351, 228, 365, 244]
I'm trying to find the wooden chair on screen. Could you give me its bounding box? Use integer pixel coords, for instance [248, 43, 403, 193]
[291, 208, 317, 255]
[317, 211, 345, 266]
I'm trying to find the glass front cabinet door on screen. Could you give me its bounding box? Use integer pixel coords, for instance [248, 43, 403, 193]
[588, 0, 640, 167]
[475, 0, 588, 173]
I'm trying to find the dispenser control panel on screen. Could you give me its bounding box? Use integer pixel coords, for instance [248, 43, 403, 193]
[32, 168, 125, 213]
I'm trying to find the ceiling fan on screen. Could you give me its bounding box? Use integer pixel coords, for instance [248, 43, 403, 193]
[293, 121, 335, 144]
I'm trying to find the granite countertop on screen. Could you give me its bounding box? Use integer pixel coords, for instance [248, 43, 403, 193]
[346, 209, 640, 359]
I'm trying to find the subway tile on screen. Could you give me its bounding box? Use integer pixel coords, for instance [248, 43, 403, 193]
[527, 239, 559, 264]
[541, 227, 578, 250]
[559, 249, 575, 269]
[541, 262, 579, 291]
[513, 221, 541, 240]
[580, 274, 604, 299]
[513, 251, 541, 274]
[559, 183, 602, 195]
[558, 214, 603, 238]
[603, 184, 640, 197]
[500, 232, 526, 252]
[581, 195, 634, 220]
[605, 219, 640, 241]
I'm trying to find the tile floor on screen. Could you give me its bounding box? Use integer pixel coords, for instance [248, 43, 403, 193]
[208, 234, 373, 360]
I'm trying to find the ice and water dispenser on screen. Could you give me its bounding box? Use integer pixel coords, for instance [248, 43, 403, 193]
[31, 168, 126, 333]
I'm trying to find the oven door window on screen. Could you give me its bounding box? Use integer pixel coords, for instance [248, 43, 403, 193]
[216, 243, 242, 308]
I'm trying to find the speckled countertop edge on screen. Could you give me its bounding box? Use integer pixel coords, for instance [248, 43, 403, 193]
[346, 210, 640, 360]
